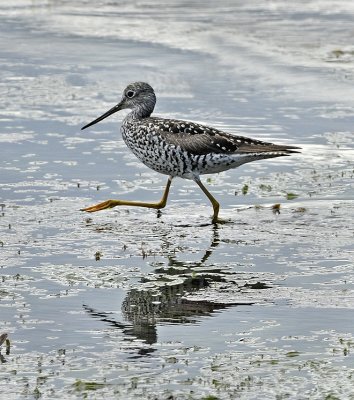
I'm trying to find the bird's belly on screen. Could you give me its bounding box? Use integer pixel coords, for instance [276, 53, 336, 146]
[122, 132, 182, 176]
[189, 153, 251, 176]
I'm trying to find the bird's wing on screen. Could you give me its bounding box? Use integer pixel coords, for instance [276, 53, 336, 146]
[149, 118, 300, 155]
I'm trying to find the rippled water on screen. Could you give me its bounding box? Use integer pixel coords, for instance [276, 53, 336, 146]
[1, 1, 354, 399]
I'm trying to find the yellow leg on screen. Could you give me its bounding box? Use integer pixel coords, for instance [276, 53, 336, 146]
[195, 178, 221, 224]
[81, 176, 173, 213]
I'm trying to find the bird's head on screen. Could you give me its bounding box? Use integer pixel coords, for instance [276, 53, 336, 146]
[81, 82, 156, 130]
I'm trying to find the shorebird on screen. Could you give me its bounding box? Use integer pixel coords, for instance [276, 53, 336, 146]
[81, 82, 300, 223]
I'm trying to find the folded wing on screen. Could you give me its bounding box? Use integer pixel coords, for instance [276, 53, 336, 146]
[151, 117, 300, 155]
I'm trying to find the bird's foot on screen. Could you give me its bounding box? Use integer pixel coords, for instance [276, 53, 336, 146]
[211, 216, 232, 225]
[81, 200, 118, 213]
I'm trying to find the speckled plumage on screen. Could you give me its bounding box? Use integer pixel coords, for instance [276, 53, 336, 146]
[121, 115, 298, 180]
[81, 82, 300, 223]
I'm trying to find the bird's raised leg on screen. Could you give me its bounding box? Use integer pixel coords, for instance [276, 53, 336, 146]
[81, 176, 173, 213]
[194, 178, 221, 224]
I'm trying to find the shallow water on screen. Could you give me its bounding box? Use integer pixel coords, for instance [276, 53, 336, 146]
[1, 1, 354, 399]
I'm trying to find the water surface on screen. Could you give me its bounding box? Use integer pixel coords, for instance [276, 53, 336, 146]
[1, 1, 354, 399]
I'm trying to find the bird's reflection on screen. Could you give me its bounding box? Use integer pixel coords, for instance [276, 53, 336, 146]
[83, 303, 158, 347]
[84, 224, 254, 349]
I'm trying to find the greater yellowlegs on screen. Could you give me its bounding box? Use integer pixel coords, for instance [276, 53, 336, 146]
[81, 82, 300, 223]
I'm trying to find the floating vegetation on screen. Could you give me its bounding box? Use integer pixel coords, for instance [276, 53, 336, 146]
[72, 380, 107, 392]
[244, 281, 271, 290]
[331, 49, 345, 58]
[33, 387, 41, 400]
[285, 351, 300, 358]
[242, 184, 249, 195]
[294, 207, 307, 213]
[259, 184, 272, 192]
[272, 203, 281, 214]
[285, 193, 299, 200]
[328, 48, 354, 62]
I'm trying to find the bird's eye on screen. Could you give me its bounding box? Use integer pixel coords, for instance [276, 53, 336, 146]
[126, 90, 135, 98]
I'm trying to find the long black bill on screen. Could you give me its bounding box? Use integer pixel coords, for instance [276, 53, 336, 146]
[81, 102, 123, 130]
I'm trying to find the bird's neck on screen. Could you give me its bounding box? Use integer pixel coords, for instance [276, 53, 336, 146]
[126, 105, 154, 121]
